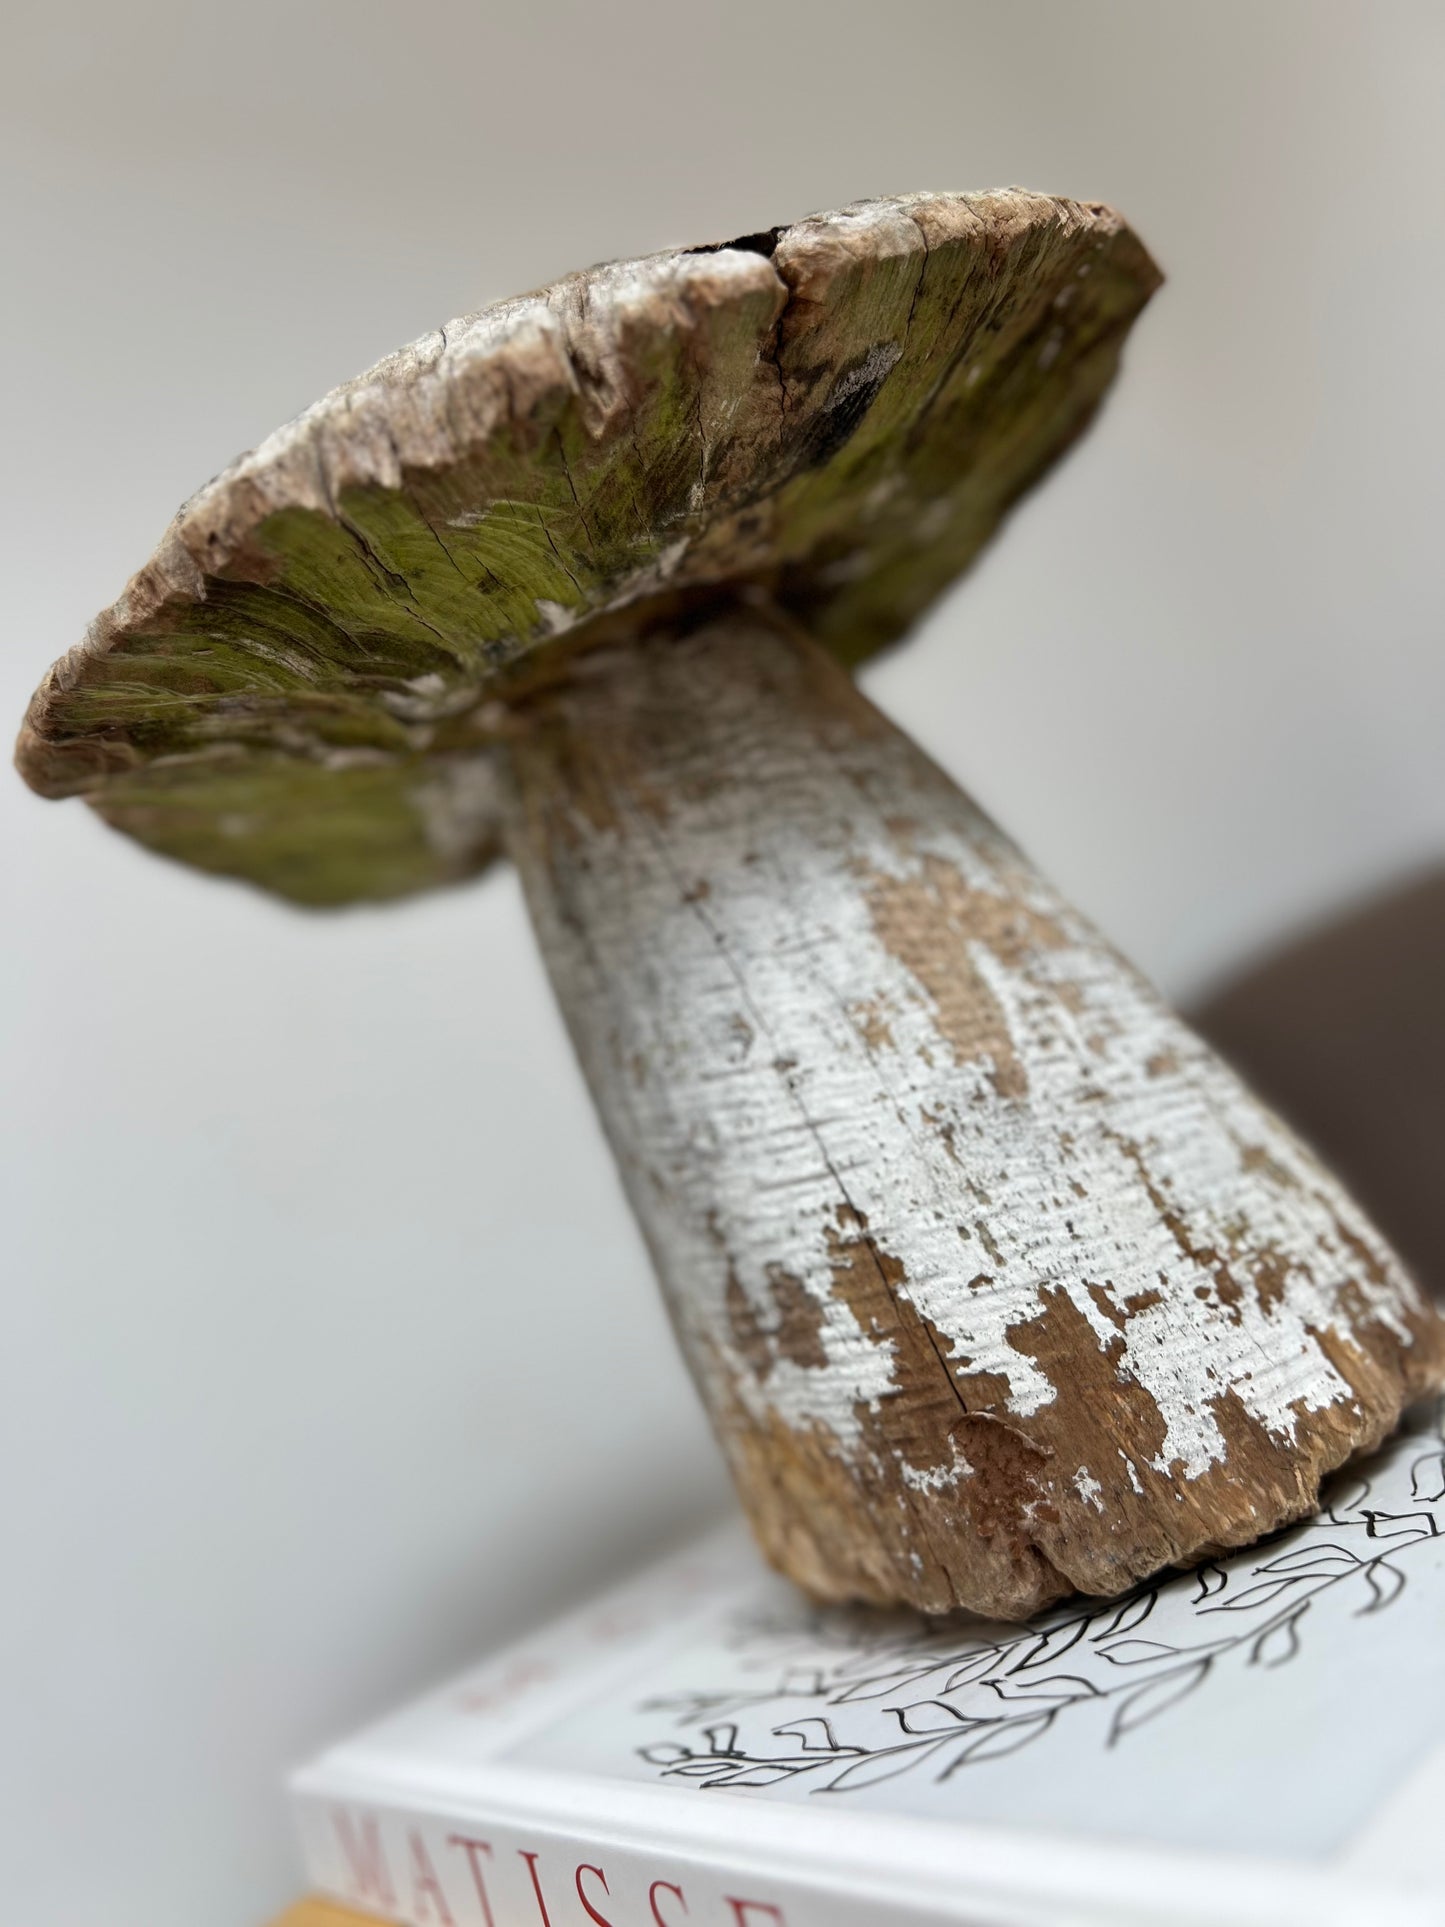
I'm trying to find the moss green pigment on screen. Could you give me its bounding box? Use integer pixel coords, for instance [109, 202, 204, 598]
[18, 193, 1160, 904]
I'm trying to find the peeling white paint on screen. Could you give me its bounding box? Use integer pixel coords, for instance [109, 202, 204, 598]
[534, 599, 579, 637]
[902, 1440, 976, 1493]
[506, 610, 1436, 1604]
[1074, 1467, 1104, 1511]
[540, 688, 1408, 1468]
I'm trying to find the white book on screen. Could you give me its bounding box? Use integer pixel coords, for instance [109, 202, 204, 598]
[292, 1401, 1445, 1927]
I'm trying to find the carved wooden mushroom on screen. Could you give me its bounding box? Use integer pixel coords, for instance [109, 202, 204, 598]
[17, 192, 1445, 1619]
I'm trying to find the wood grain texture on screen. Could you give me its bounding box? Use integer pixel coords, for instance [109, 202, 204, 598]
[502, 603, 1445, 1618]
[24, 185, 1432, 1618]
[15, 191, 1157, 904]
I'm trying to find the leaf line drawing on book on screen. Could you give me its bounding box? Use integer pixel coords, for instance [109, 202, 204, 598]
[637, 1405, 1444, 1795]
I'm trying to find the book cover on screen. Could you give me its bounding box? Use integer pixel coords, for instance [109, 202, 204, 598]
[292, 1401, 1445, 1926]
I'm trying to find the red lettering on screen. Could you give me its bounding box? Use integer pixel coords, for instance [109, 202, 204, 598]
[407, 1830, 455, 1926]
[519, 1848, 553, 1925]
[650, 1879, 689, 1925]
[332, 1809, 394, 1908]
[447, 1835, 496, 1927]
[575, 1861, 614, 1925]
[724, 1904, 785, 1926]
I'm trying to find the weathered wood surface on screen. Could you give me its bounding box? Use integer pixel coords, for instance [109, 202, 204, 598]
[16, 192, 1157, 904]
[21, 185, 1437, 1614]
[503, 604, 1445, 1618]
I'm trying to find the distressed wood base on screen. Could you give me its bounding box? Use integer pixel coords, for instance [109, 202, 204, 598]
[502, 600, 1445, 1618]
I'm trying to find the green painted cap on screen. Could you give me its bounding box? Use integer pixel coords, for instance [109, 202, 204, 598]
[16, 190, 1160, 906]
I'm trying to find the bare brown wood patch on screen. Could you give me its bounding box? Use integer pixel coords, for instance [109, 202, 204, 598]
[502, 603, 1445, 1616]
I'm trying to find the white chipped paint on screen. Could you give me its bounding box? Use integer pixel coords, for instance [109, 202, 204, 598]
[1074, 1467, 1105, 1511]
[901, 1439, 976, 1493]
[508, 614, 1427, 1510]
[534, 599, 579, 637]
[381, 673, 486, 724]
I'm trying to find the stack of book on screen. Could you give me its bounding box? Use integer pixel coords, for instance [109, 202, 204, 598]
[286, 1402, 1445, 1927]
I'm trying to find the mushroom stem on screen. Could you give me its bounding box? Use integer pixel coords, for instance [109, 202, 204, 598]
[501, 599, 1444, 1618]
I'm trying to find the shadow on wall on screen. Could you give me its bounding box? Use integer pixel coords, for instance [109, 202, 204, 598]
[1193, 865, 1445, 1302]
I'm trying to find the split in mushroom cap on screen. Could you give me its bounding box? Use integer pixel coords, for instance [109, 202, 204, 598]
[17, 191, 1159, 904]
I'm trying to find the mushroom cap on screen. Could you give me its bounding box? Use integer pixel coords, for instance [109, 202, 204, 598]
[16, 190, 1160, 906]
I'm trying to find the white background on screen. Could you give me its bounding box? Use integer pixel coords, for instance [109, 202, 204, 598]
[3, 5, 1444, 1923]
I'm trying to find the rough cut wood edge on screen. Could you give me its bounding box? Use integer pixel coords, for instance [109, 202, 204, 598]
[502, 604, 1445, 1618]
[15, 190, 1158, 905]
